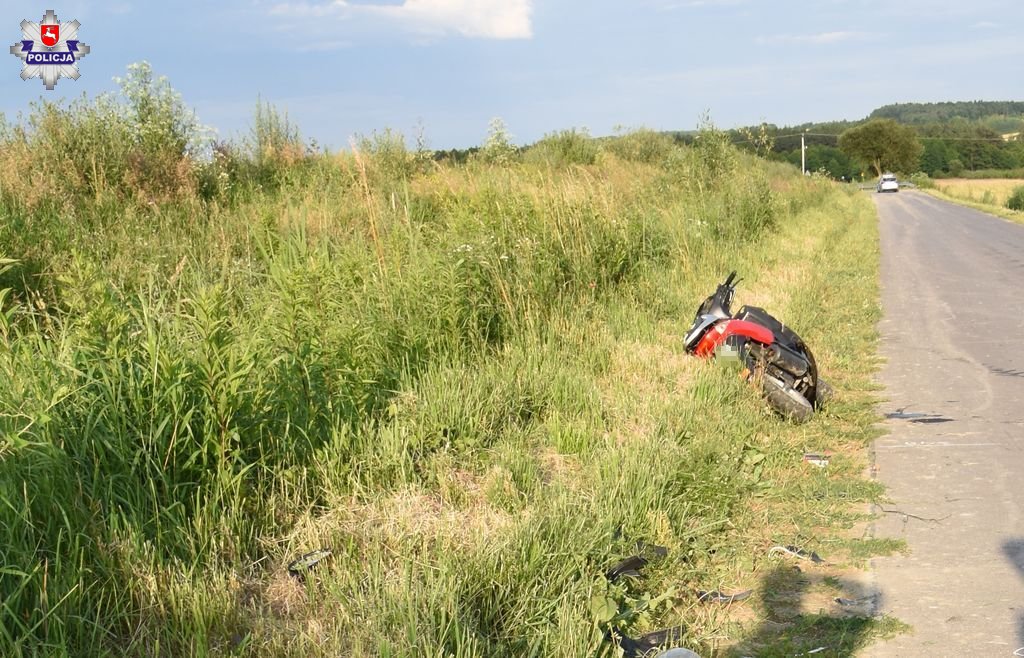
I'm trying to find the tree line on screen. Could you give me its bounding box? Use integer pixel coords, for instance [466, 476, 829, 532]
[730, 101, 1024, 179]
[431, 101, 1024, 180]
[870, 101, 1024, 126]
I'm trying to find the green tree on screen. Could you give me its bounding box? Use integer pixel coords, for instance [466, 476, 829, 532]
[919, 140, 952, 176]
[838, 118, 923, 177]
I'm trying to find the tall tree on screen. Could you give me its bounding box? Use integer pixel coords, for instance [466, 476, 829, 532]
[838, 119, 923, 177]
[919, 139, 951, 176]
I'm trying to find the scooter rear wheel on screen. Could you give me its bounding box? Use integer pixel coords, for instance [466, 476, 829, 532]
[815, 378, 834, 406]
[761, 374, 813, 422]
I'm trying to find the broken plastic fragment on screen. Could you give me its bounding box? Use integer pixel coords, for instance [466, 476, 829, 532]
[610, 625, 688, 658]
[605, 555, 648, 582]
[605, 544, 667, 582]
[885, 410, 952, 423]
[697, 589, 753, 603]
[802, 452, 830, 467]
[287, 548, 332, 578]
[768, 545, 824, 563]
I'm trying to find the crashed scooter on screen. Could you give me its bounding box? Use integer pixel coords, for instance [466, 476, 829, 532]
[683, 272, 831, 421]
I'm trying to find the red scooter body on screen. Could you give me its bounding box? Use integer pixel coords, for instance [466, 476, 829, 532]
[692, 319, 774, 358]
[683, 272, 823, 421]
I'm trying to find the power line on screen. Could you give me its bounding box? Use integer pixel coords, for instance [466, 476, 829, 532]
[917, 136, 1010, 142]
[727, 132, 839, 145]
[729, 132, 1016, 145]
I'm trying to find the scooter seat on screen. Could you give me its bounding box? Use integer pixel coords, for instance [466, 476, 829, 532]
[735, 305, 804, 348]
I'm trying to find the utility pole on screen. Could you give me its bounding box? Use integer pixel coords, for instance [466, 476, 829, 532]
[801, 130, 807, 175]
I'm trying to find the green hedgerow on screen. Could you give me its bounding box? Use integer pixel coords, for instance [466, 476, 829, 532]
[1006, 185, 1024, 211]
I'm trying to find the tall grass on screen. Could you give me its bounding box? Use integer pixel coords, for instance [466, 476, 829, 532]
[929, 178, 1024, 221]
[0, 67, 879, 656]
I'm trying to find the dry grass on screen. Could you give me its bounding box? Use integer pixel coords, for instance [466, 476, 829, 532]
[284, 486, 522, 563]
[598, 336, 698, 441]
[934, 178, 1024, 206]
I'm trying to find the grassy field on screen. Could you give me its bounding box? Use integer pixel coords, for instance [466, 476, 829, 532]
[933, 178, 1024, 206]
[923, 178, 1024, 223]
[0, 66, 893, 656]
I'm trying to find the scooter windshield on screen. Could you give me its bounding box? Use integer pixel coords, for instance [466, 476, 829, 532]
[698, 281, 734, 320]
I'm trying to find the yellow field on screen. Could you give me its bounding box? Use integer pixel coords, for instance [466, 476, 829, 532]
[934, 178, 1024, 206]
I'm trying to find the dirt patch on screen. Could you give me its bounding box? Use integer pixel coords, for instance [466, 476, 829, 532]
[536, 447, 581, 484]
[261, 571, 309, 618]
[283, 486, 523, 563]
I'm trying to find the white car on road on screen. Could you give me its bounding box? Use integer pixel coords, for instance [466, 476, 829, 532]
[877, 173, 899, 193]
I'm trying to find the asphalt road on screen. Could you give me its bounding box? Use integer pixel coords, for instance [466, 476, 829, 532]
[868, 191, 1024, 657]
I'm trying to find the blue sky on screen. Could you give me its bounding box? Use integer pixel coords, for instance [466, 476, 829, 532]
[2, 1, 1022, 149]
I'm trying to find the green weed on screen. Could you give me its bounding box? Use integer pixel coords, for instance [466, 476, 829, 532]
[0, 69, 891, 656]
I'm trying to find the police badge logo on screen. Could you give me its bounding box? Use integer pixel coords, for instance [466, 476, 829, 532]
[10, 9, 90, 90]
[41, 24, 60, 48]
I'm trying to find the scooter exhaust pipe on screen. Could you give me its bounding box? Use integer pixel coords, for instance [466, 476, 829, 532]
[768, 343, 808, 377]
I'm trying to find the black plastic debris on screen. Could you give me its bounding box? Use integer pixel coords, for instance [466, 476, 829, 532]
[697, 589, 753, 604]
[600, 544, 685, 655]
[287, 548, 332, 579]
[768, 545, 824, 564]
[605, 543, 668, 582]
[605, 555, 648, 582]
[885, 409, 928, 419]
[885, 409, 952, 423]
[990, 366, 1024, 378]
[609, 625, 688, 658]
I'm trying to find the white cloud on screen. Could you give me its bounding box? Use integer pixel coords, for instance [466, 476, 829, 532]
[971, 20, 998, 29]
[269, 0, 532, 40]
[756, 31, 876, 45]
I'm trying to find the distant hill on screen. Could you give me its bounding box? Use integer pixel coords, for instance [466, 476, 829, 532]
[726, 101, 1024, 179]
[869, 101, 1024, 126]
